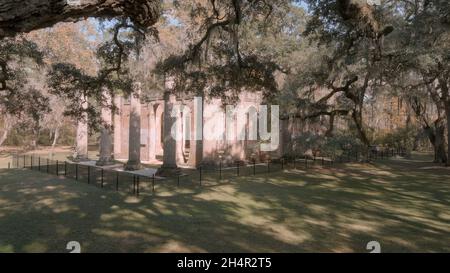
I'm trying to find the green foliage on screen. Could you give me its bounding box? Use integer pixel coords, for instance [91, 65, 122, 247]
[47, 19, 157, 132]
[0, 37, 46, 116]
[4, 123, 75, 147]
[157, 0, 298, 103]
[291, 131, 365, 157]
[375, 126, 419, 151]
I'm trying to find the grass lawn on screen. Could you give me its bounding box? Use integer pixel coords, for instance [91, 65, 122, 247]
[0, 147, 100, 169]
[0, 153, 449, 252]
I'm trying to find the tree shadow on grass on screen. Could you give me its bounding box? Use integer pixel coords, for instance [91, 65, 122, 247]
[0, 155, 449, 253]
[0, 169, 305, 253]
[231, 160, 450, 252]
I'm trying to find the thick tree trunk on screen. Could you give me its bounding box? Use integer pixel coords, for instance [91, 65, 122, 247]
[52, 126, 59, 148]
[438, 78, 450, 166]
[30, 122, 40, 150]
[445, 102, 450, 166]
[325, 114, 335, 137]
[352, 109, 370, 147]
[0, 116, 11, 147]
[0, 0, 160, 38]
[434, 119, 447, 164]
[50, 124, 60, 156]
[423, 126, 438, 162]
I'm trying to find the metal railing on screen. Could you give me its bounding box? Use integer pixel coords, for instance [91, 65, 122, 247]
[8, 147, 405, 196]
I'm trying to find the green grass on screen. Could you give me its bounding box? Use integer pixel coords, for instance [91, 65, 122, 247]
[0, 152, 449, 252]
[0, 148, 100, 169]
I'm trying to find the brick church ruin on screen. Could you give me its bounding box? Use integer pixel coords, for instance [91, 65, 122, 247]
[75, 83, 290, 173]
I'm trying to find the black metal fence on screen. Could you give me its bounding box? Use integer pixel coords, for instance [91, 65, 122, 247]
[10, 154, 155, 196]
[8, 147, 405, 196]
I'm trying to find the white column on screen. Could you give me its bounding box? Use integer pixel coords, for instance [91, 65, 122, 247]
[125, 83, 142, 170]
[74, 96, 88, 161]
[156, 77, 181, 176]
[161, 91, 177, 168]
[113, 96, 122, 159]
[97, 91, 114, 166]
[149, 103, 156, 161]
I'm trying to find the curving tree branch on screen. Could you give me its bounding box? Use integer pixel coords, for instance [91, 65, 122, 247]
[0, 0, 160, 38]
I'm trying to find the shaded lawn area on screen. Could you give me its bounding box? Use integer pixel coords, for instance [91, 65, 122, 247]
[0, 154, 449, 252]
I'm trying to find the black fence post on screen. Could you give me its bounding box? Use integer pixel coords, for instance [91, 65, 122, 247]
[75, 164, 78, 180]
[132, 175, 136, 194]
[321, 157, 324, 166]
[64, 161, 67, 176]
[8, 162, 10, 169]
[152, 174, 155, 193]
[219, 160, 222, 181]
[116, 172, 119, 191]
[23, 155, 26, 168]
[281, 158, 284, 170]
[267, 160, 270, 173]
[56, 160, 59, 175]
[236, 162, 240, 176]
[101, 168, 104, 188]
[199, 167, 202, 186]
[46, 159, 49, 173]
[177, 174, 180, 187]
[293, 156, 296, 169]
[31, 155, 33, 170]
[136, 176, 140, 196]
[253, 159, 256, 175]
[87, 166, 90, 184]
[38, 157, 41, 171]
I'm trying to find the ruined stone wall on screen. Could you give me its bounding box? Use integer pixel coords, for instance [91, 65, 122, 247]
[114, 91, 289, 167]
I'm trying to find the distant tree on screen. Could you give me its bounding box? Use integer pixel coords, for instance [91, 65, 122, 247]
[0, 36, 50, 148]
[47, 18, 158, 131]
[28, 20, 100, 148]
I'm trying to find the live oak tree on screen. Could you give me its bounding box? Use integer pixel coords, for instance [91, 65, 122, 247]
[382, 0, 450, 164]
[47, 18, 158, 131]
[0, 0, 161, 147]
[27, 21, 99, 150]
[1, 0, 449, 165]
[0, 0, 160, 38]
[295, 0, 396, 147]
[0, 36, 49, 148]
[406, 0, 450, 164]
[157, 0, 294, 103]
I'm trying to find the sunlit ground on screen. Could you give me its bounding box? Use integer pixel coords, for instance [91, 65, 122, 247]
[0, 152, 449, 252]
